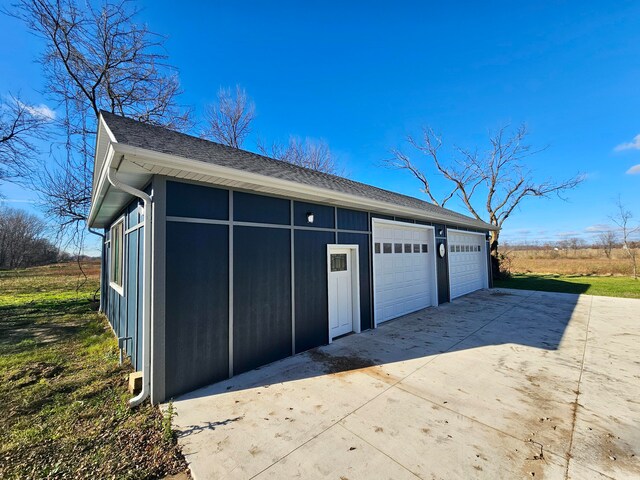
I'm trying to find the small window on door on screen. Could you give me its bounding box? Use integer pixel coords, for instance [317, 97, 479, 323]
[413, 244, 420, 253]
[421, 244, 428, 253]
[374, 243, 381, 254]
[383, 243, 392, 253]
[394, 243, 402, 253]
[404, 243, 412, 253]
[330, 254, 347, 272]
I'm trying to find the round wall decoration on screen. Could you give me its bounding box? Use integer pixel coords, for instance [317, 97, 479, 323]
[438, 242, 446, 258]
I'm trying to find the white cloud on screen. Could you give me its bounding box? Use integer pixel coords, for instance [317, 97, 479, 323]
[626, 164, 640, 175]
[0, 198, 37, 204]
[584, 224, 612, 233]
[24, 103, 56, 121]
[615, 134, 640, 152]
[556, 231, 581, 238]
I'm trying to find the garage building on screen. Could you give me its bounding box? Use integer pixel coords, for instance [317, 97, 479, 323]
[89, 112, 496, 404]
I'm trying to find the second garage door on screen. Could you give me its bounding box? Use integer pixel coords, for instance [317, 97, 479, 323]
[372, 219, 437, 324]
[448, 230, 488, 299]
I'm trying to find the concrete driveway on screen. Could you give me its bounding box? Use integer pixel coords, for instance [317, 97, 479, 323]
[168, 289, 640, 480]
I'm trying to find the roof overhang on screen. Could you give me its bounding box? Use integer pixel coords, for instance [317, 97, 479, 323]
[89, 118, 497, 231]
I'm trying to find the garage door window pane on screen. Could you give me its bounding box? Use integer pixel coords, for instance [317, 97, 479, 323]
[414, 244, 420, 253]
[421, 244, 428, 253]
[375, 243, 381, 254]
[404, 243, 412, 253]
[331, 254, 347, 272]
[394, 243, 402, 253]
[383, 243, 392, 253]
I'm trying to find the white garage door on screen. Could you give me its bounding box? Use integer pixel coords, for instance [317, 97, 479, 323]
[373, 220, 436, 324]
[448, 230, 488, 299]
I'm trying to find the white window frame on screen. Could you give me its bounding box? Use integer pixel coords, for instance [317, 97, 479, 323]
[109, 216, 125, 295]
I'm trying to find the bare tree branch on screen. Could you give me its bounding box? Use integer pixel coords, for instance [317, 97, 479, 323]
[610, 197, 639, 279]
[0, 93, 50, 185]
[258, 136, 342, 175]
[202, 86, 255, 148]
[386, 123, 584, 266]
[7, 0, 191, 249]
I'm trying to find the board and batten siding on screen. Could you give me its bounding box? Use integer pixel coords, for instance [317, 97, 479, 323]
[150, 178, 489, 401]
[103, 193, 146, 371]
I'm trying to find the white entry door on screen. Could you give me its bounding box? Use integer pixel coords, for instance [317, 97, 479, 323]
[328, 247, 355, 339]
[448, 230, 488, 299]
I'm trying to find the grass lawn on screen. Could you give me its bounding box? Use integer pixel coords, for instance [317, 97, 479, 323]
[0, 263, 188, 479]
[494, 273, 640, 299]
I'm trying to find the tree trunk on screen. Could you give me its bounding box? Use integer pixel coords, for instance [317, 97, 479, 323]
[489, 230, 501, 280]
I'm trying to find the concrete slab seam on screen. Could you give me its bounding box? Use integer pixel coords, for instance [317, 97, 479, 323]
[563, 294, 593, 480]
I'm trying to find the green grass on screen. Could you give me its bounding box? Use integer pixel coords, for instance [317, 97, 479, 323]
[495, 273, 640, 299]
[0, 263, 187, 479]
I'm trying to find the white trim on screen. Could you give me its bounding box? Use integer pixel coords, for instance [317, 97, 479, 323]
[124, 222, 144, 235]
[165, 215, 371, 235]
[290, 200, 296, 355]
[446, 228, 489, 300]
[228, 190, 234, 378]
[371, 218, 438, 327]
[109, 216, 125, 296]
[326, 244, 361, 343]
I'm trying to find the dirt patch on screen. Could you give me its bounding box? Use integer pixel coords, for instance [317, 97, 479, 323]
[308, 350, 375, 374]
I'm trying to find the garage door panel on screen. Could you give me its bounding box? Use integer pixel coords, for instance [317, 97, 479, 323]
[373, 221, 436, 324]
[448, 231, 487, 299]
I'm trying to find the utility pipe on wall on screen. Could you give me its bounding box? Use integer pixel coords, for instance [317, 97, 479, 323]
[107, 159, 152, 407]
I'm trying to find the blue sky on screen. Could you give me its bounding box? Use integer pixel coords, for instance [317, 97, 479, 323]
[1, 1, 639, 253]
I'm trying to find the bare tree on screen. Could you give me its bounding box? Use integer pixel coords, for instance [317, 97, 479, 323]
[387, 124, 583, 272]
[610, 198, 639, 279]
[203, 86, 255, 148]
[0, 207, 59, 268]
[0, 94, 50, 185]
[258, 136, 341, 175]
[596, 230, 618, 259]
[9, 0, 191, 246]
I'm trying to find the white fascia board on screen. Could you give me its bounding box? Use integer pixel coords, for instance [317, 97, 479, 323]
[113, 143, 495, 229]
[88, 143, 116, 227]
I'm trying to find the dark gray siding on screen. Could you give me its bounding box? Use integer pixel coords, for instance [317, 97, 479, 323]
[294, 230, 334, 353]
[166, 180, 228, 220]
[337, 232, 372, 331]
[435, 227, 450, 305]
[294, 201, 334, 228]
[337, 208, 368, 231]
[103, 196, 146, 371]
[234, 191, 290, 225]
[165, 221, 229, 398]
[234, 226, 292, 375]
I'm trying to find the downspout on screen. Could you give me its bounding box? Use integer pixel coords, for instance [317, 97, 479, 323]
[106, 158, 153, 408]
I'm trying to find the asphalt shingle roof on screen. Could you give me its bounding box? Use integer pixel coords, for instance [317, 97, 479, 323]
[101, 111, 494, 230]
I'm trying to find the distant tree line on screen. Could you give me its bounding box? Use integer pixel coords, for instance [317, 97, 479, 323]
[0, 207, 66, 269]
